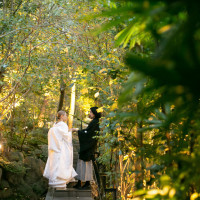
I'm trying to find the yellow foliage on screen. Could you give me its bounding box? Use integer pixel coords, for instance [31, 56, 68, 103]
[94, 91, 99, 98]
[64, 47, 69, 54]
[99, 68, 107, 74]
[109, 79, 113, 85]
[175, 85, 184, 94]
[127, 193, 132, 198]
[147, 189, 160, 196]
[164, 147, 169, 152]
[143, 1, 150, 8]
[93, 6, 99, 12]
[158, 25, 171, 34]
[81, 88, 88, 94]
[160, 186, 170, 196]
[111, 102, 118, 111]
[97, 107, 103, 113]
[191, 193, 199, 200]
[123, 155, 129, 161]
[169, 188, 176, 198]
[89, 55, 94, 60]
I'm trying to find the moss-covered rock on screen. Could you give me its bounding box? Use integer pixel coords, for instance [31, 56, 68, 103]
[0, 157, 26, 174]
[0, 179, 10, 190]
[16, 181, 37, 200]
[32, 178, 48, 196]
[6, 170, 25, 186]
[0, 187, 13, 199]
[0, 179, 13, 199]
[0, 151, 48, 199]
[24, 156, 45, 184]
[0, 168, 2, 182]
[5, 151, 24, 162]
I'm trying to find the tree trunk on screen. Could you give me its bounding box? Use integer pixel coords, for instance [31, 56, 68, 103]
[10, 94, 15, 138]
[38, 96, 48, 127]
[161, 105, 171, 154]
[134, 122, 145, 190]
[139, 122, 145, 189]
[68, 80, 76, 130]
[3, 0, 7, 19]
[0, 67, 5, 93]
[57, 80, 65, 111]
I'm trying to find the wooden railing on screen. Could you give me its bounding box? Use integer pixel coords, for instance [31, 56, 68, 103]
[93, 152, 117, 200]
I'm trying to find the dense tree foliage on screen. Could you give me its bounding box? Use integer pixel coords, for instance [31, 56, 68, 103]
[0, 0, 124, 147]
[0, 0, 200, 199]
[94, 0, 200, 199]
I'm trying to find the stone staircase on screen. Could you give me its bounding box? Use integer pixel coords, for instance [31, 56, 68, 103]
[45, 130, 94, 200]
[45, 188, 93, 200]
[72, 132, 80, 170]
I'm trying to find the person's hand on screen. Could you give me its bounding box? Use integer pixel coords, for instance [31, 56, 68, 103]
[72, 128, 79, 132]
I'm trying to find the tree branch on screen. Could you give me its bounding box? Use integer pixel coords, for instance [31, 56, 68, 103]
[0, 45, 32, 102]
[0, 86, 32, 120]
[0, 24, 55, 38]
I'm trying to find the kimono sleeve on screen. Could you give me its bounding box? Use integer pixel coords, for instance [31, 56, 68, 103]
[48, 127, 61, 153]
[57, 123, 71, 142]
[78, 119, 99, 151]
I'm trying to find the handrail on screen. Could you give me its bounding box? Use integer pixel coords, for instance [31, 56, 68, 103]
[93, 152, 117, 200]
[69, 114, 89, 126]
[92, 153, 104, 200]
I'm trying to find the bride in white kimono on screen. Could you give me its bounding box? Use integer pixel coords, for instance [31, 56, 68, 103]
[43, 110, 77, 189]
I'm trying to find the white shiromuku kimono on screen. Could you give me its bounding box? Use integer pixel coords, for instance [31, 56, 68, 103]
[43, 121, 77, 188]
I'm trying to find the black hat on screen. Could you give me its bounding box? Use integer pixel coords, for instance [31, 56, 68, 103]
[90, 107, 101, 119]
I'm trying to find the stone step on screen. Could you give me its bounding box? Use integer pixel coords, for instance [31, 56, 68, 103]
[53, 198, 93, 200]
[54, 188, 92, 197]
[73, 138, 79, 166]
[45, 188, 93, 200]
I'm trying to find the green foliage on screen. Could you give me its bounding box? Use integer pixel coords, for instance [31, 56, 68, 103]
[0, 157, 26, 174]
[90, 0, 200, 199]
[1, 0, 200, 199]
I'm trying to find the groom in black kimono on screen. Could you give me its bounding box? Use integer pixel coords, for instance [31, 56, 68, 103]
[73, 107, 101, 189]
